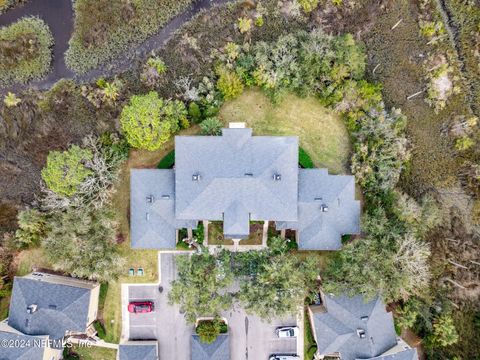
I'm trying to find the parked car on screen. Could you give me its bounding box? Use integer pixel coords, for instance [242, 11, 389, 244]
[128, 301, 154, 313]
[269, 355, 300, 360]
[275, 326, 299, 338]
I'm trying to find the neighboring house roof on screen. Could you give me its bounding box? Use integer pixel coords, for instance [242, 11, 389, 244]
[276, 169, 360, 250]
[130, 169, 197, 249]
[191, 334, 230, 360]
[311, 294, 399, 360]
[175, 128, 299, 237]
[8, 273, 95, 340]
[364, 348, 418, 360]
[118, 342, 158, 360]
[0, 330, 47, 360]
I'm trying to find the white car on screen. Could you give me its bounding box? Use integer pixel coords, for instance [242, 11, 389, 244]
[275, 326, 299, 338]
[269, 355, 300, 360]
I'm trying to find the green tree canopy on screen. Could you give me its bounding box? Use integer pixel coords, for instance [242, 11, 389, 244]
[428, 314, 459, 348]
[42, 207, 124, 282]
[120, 91, 184, 151]
[14, 209, 48, 249]
[41, 145, 93, 197]
[168, 249, 233, 323]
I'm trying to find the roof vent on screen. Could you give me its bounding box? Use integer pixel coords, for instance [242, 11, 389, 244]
[361, 315, 369, 321]
[192, 173, 200, 181]
[314, 197, 322, 201]
[244, 172, 253, 177]
[146, 213, 150, 221]
[146, 195, 154, 203]
[356, 328, 366, 339]
[321, 204, 329, 212]
[161, 194, 170, 199]
[27, 304, 37, 314]
[48, 304, 57, 310]
[273, 174, 281, 181]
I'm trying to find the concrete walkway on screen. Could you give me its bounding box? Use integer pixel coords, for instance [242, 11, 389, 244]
[0, 0, 234, 95]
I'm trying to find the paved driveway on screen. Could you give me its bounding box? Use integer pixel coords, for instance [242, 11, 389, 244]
[126, 253, 302, 360]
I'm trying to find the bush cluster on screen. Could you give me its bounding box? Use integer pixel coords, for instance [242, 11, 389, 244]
[66, 0, 193, 73]
[0, 16, 54, 85]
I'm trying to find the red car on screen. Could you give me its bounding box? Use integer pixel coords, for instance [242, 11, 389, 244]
[128, 301, 154, 313]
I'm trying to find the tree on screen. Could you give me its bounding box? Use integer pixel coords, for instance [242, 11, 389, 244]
[41, 145, 93, 197]
[200, 117, 223, 135]
[14, 209, 48, 249]
[42, 207, 124, 282]
[196, 318, 222, 344]
[237, 237, 319, 320]
[428, 314, 459, 348]
[3, 92, 21, 107]
[120, 91, 184, 151]
[168, 249, 233, 323]
[216, 67, 244, 100]
[323, 209, 431, 303]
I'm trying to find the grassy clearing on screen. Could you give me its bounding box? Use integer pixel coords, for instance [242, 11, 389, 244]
[219, 89, 350, 175]
[0, 16, 54, 85]
[66, 345, 117, 360]
[14, 247, 52, 276]
[66, 0, 193, 73]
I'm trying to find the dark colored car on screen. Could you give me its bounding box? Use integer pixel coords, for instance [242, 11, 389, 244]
[128, 301, 154, 313]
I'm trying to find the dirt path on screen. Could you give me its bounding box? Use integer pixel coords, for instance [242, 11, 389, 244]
[0, 0, 232, 95]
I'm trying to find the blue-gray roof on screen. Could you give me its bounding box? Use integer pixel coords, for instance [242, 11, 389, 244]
[276, 169, 360, 250]
[191, 334, 230, 360]
[119, 343, 158, 360]
[175, 129, 299, 232]
[0, 331, 46, 360]
[364, 349, 418, 360]
[8, 276, 92, 340]
[130, 169, 197, 249]
[311, 294, 398, 360]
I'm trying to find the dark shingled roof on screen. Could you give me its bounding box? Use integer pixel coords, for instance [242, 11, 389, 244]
[119, 343, 158, 360]
[8, 276, 93, 340]
[311, 294, 399, 360]
[276, 169, 360, 250]
[191, 334, 230, 360]
[175, 128, 298, 232]
[130, 169, 197, 249]
[0, 331, 47, 360]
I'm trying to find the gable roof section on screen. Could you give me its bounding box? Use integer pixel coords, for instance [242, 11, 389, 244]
[8, 276, 92, 340]
[130, 169, 197, 249]
[277, 169, 360, 250]
[119, 342, 158, 360]
[191, 334, 230, 360]
[0, 331, 47, 360]
[311, 294, 398, 360]
[175, 129, 298, 227]
[364, 349, 418, 360]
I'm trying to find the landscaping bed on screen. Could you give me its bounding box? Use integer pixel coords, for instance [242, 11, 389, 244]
[0, 16, 53, 85]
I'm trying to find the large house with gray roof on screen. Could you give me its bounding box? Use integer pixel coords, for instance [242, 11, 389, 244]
[130, 124, 360, 250]
[309, 294, 418, 360]
[0, 272, 100, 360]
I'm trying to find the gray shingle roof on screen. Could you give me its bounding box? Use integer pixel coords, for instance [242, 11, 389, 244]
[311, 294, 398, 360]
[276, 169, 360, 250]
[364, 348, 418, 360]
[119, 343, 158, 360]
[191, 334, 230, 360]
[175, 129, 298, 228]
[0, 331, 46, 360]
[8, 276, 92, 340]
[130, 169, 197, 249]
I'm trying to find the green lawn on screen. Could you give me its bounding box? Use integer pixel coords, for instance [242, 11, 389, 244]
[66, 345, 117, 360]
[219, 89, 351, 175]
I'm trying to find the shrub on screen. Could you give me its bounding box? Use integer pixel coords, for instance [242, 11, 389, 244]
[120, 92, 184, 151]
[427, 314, 459, 348]
[0, 16, 54, 85]
[141, 56, 167, 87]
[65, 0, 193, 73]
[188, 102, 202, 123]
[41, 145, 93, 197]
[297, 0, 319, 13]
[216, 67, 244, 100]
[3, 92, 21, 107]
[200, 117, 223, 136]
[157, 150, 175, 169]
[14, 209, 48, 249]
[237, 17, 252, 34]
[299, 147, 314, 168]
[196, 319, 223, 344]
